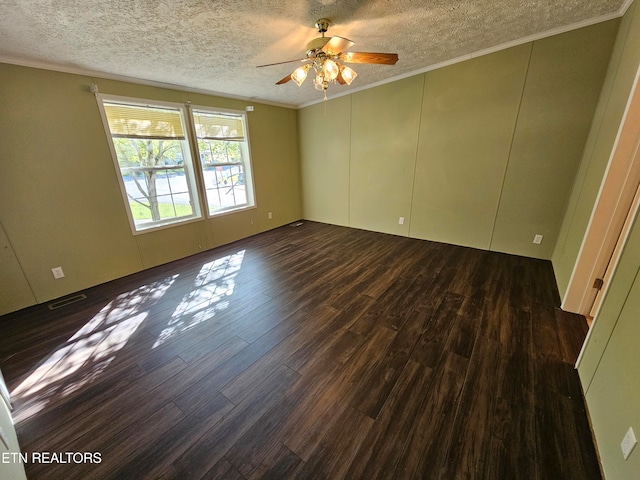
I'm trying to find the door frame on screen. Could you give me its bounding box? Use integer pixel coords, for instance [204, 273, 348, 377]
[562, 65, 640, 320]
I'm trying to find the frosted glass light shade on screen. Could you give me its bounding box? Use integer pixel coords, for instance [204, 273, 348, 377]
[292, 65, 310, 86]
[341, 65, 357, 85]
[322, 59, 339, 81]
[313, 75, 326, 90]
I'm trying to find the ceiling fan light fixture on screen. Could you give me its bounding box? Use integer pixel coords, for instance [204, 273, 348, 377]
[291, 64, 310, 86]
[260, 18, 397, 98]
[340, 65, 357, 85]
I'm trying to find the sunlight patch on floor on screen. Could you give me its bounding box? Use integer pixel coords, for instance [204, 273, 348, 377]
[11, 278, 176, 424]
[152, 250, 245, 348]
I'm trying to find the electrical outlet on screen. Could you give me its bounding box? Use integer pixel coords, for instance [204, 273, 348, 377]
[621, 427, 637, 460]
[51, 267, 65, 279]
[268, 212, 273, 220]
[399, 217, 405, 225]
[533, 234, 543, 244]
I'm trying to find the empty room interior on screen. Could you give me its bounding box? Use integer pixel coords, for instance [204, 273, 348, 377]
[1, 1, 640, 479]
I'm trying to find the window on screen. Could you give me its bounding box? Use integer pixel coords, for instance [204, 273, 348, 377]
[192, 109, 254, 215]
[99, 98, 202, 233]
[98, 96, 255, 234]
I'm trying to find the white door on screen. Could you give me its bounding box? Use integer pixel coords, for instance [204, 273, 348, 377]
[588, 180, 640, 320]
[562, 66, 640, 317]
[0, 369, 28, 480]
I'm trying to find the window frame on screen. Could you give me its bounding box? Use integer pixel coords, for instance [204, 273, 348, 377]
[97, 95, 257, 235]
[97, 94, 204, 235]
[189, 105, 256, 218]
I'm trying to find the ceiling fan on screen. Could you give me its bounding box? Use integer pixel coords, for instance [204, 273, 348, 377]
[257, 18, 398, 98]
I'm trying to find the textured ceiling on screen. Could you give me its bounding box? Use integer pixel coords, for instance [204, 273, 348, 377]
[0, 0, 628, 107]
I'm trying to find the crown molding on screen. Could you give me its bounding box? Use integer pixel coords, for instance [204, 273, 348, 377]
[0, 55, 298, 110]
[299, 6, 631, 109]
[0, 0, 632, 111]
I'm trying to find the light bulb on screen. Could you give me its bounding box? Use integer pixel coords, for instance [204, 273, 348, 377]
[322, 59, 339, 81]
[340, 65, 357, 85]
[291, 65, 309, 86]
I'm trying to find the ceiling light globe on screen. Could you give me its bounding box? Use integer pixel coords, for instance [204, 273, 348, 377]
[341, 65, 358, 85]
[322, 59, 339, 81]
[291, 65, 309, 86]
[313, 75, 326, 91]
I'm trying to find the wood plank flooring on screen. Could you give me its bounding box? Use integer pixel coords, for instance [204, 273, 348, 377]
[0, 221, 601, 479]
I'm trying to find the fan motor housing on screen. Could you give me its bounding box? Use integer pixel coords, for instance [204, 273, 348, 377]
[306, 37, 331, 57]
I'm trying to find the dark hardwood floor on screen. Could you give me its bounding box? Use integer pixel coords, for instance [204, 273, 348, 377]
[0, 221, 601, 479]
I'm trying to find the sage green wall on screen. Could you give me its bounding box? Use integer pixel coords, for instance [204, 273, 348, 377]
[552, 0, 640, 296]
[0, 223, 35, 317]
[299, 96, 351, 226]
[0, 63, 301, 315]
[491, 24, 618, 258]
[299, 20, 617, 259]
[579, 211, 640, 479]
[350, 76, 423, 236]
[563, 2, 640, 479]
[411, 44, 530, 249]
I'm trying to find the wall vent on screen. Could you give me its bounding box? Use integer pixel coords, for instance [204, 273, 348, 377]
[47, 294, 87, 310]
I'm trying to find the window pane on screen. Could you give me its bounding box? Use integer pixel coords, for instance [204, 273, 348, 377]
[202, 164, 247, 212]
[198, 139, 243, 164]
[167, 173, 189, 194]
[155, 194, 193, 219]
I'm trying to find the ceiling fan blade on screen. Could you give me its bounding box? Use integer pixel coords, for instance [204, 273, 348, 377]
[322, 36, 354, 56]
[340, 52, 399, 65]
[276, 74, 293, 85]
[256, 58, 307, 68]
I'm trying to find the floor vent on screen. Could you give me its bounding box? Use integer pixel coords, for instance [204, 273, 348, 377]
[48, 294, 87, 310]
[289, 222, 304, 227]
